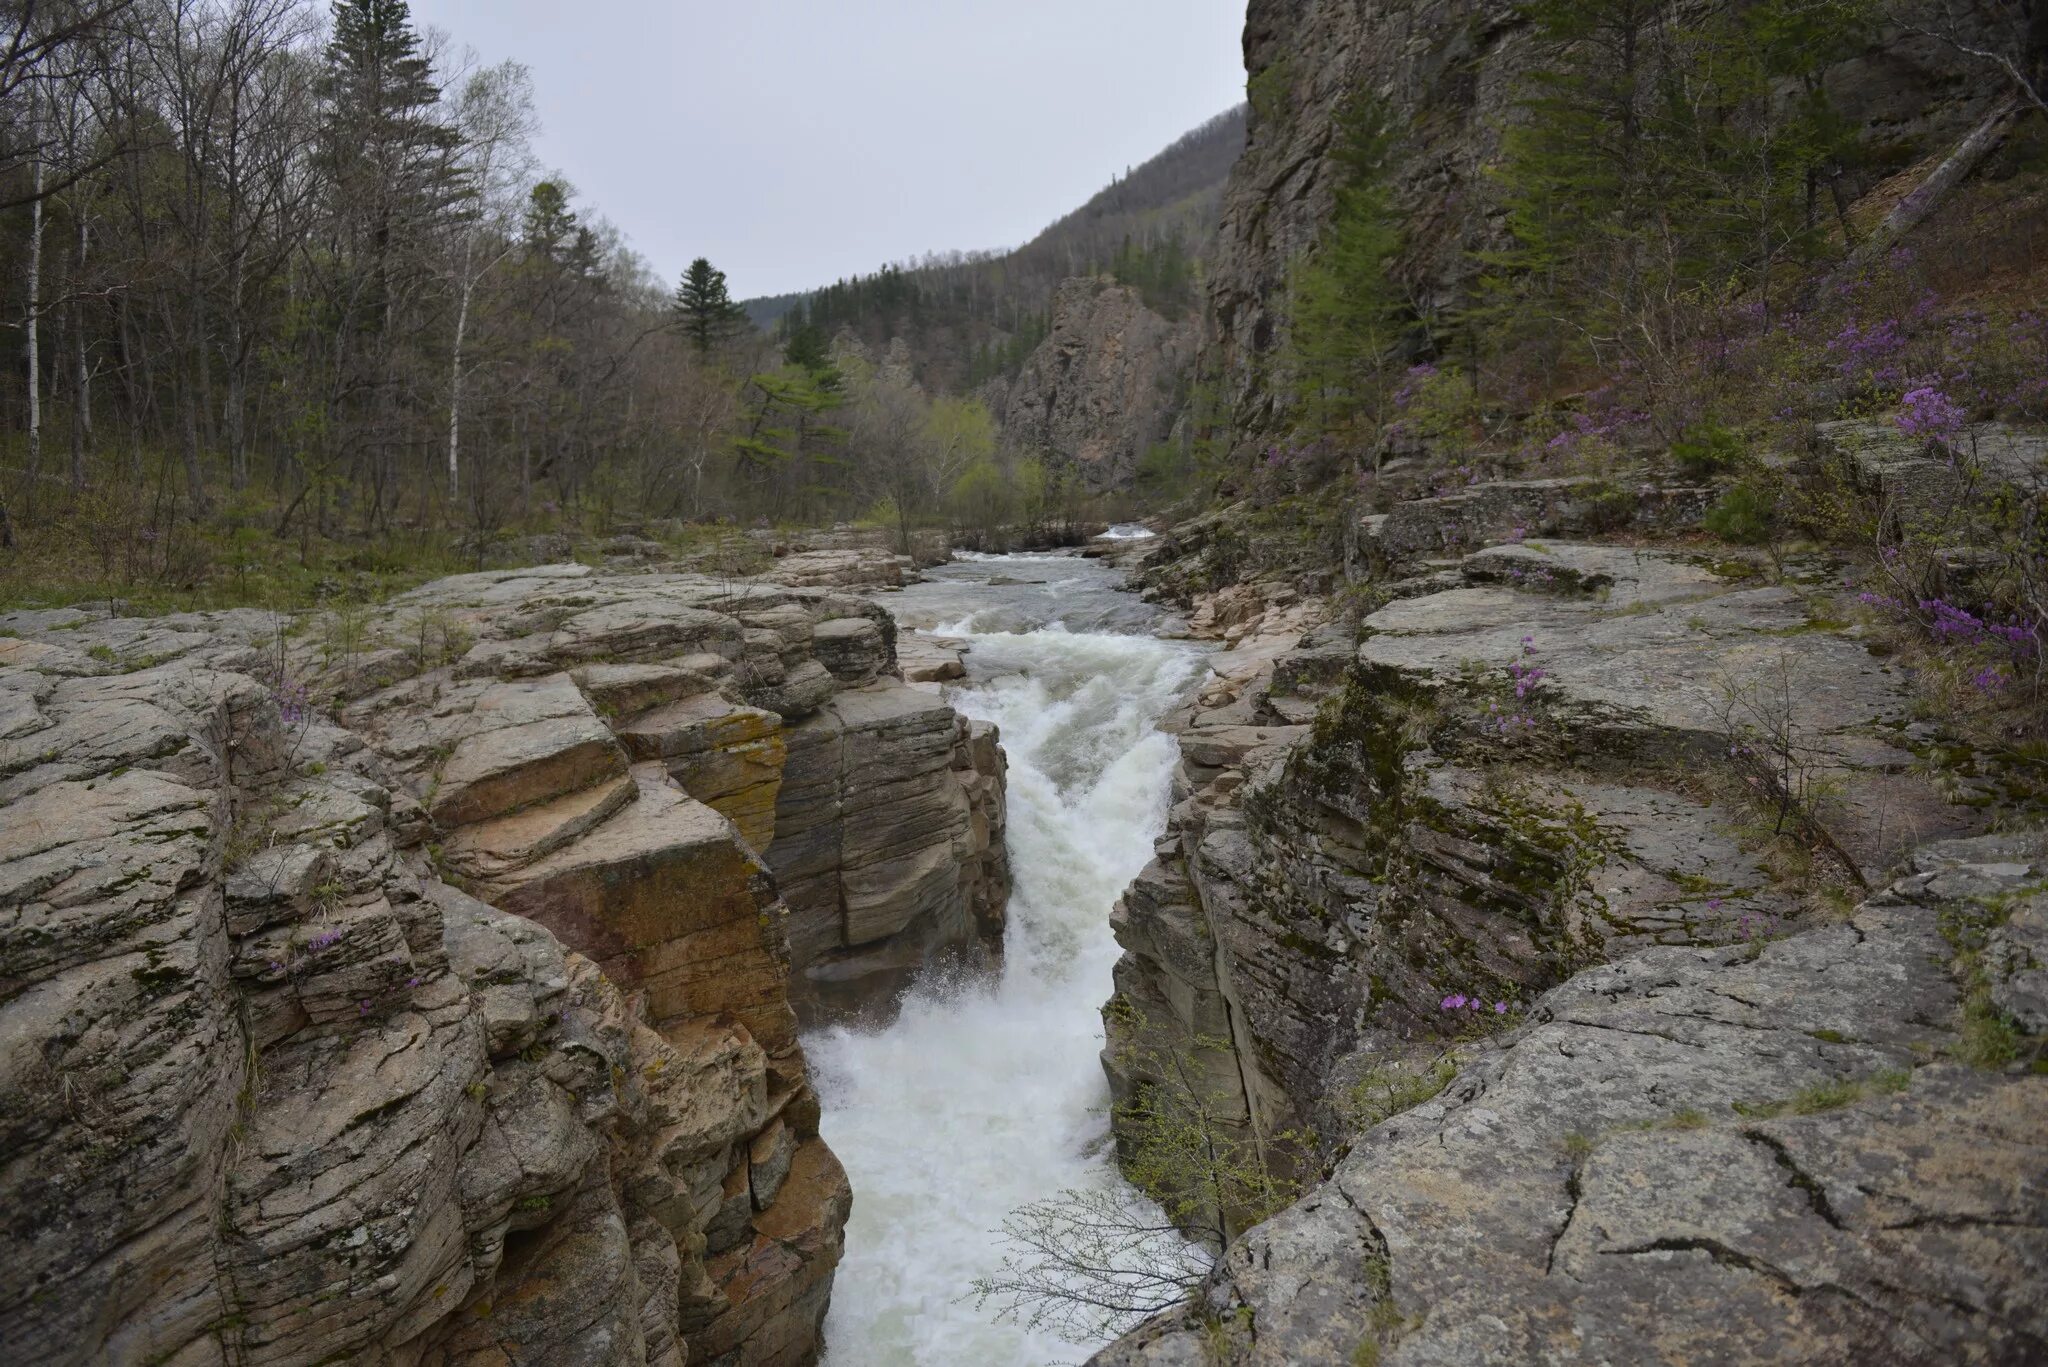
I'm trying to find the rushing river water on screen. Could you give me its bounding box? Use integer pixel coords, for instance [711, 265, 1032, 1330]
[807, 552, 1205, 1366]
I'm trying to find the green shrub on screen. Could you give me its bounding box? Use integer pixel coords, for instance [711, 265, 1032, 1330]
[1671, 425, 1744, 480]
[1703, 482, 1778, 545]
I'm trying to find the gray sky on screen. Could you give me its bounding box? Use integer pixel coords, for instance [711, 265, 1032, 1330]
[410, 0, 1248, 300]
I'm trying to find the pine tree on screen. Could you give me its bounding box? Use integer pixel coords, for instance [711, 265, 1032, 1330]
[1285, 93, 1405, 443]
[523, 180, 578, 259]
[316, 0, 465, 525]
[319, 0, 463, 286]
[674, 257, 747, 355]
[1480, 0, 1870, 356]
[784, 319, 832, 373]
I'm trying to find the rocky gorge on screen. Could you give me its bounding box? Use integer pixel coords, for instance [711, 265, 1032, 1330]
[5, 0, 2047, 1361]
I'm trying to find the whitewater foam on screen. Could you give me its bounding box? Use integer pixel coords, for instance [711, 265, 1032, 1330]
[809, 566, 1204, 1366]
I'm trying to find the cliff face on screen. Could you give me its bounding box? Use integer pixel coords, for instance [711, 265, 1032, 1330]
[0, 558, 1007, 1366]
[1206, 0, 2013, 430]
[997, 277, 1199, 492]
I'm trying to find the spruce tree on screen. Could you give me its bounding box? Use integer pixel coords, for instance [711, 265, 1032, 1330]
[1285, 93, 1405, 443]
[523, 180, 578, 259]
[674, 257, 748, 355]
[320, 0, 463, 276]
[784, 320, 833, 374]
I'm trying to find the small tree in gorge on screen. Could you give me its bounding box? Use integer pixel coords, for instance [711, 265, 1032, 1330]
[972, 1008, 1301, 1340]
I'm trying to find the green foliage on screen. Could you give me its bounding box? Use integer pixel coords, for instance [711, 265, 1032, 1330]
[1481, 0, 1872, 365]
[730, 367, 846, 517]
[948, 457, 1014, 543]
[1285, 92, 1405, 445]
[964, 312, 1050, 387]
[1341, 1054, 1459, 1132]
[782, 320, 832, 371]
[1137, 441, 1196, 501]
[673, 257, 749, 355]
[1247, 55, 1294, 125]
[1671, 424, 1745, 480]
[1110, 235, 1198, 318]
[1731, 1068, 1913, 1118]
[1702, 480, 1779, 545]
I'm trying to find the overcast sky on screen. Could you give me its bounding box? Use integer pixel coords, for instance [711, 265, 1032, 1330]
[408, 1, 1248, 300]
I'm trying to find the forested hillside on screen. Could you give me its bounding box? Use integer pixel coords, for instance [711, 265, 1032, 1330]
[0, 0, 1169, 610]
[750, 106, 1245, 393]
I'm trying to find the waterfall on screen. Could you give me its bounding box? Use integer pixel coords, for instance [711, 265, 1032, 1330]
[809, 556, 1204, 1365]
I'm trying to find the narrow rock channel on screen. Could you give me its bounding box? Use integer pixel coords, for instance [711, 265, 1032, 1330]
[807, 552, 1204, 1365]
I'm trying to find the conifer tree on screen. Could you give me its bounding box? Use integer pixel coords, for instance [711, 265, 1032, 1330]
[1285, 93, 1405, 444]
[784, 319, 833, 373]
[674, 257, 748, 355]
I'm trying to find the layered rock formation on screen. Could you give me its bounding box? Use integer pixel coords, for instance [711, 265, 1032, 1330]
[1095, 451, 2042, 1359]
[1105, 472, 1992, 1162]
[996, 276, 1199, 492]
[1099, 833, 2048, 1364]
[0, 561, 1007, 1366]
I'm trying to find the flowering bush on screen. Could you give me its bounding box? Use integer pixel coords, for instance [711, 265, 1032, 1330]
[1896, 386, 1965, 443]
[1829, 317, 1907, 394]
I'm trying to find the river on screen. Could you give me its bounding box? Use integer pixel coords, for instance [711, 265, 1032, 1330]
[807, 551, 1205, 1366]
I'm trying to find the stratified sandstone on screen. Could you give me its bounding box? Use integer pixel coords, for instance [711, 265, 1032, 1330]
[0, 560, 1007, 1367]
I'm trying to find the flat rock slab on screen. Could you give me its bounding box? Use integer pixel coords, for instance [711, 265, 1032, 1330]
[1821, 418, 2048, 532]
[1361, 548, 1913, 753]
[430, 673, 626, 828]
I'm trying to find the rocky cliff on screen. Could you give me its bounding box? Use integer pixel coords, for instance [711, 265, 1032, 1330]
[0, 556, 1007, 1366]
[995, 277, 1199, 492]
[1206, 0, 2014, 429]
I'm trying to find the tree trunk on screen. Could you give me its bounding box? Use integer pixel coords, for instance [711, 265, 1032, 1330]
[25, 157, 44, 520]
[227, 260, 248, 492]
[1830, 95, 2020, 284]
[71, 216, 91, 493]
[449, 280, 471, 500]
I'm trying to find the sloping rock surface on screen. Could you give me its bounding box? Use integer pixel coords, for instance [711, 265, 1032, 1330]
[1097, 835, 2048, 1365]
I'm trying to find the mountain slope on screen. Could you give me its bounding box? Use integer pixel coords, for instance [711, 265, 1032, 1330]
[741, 106, 1246, 393]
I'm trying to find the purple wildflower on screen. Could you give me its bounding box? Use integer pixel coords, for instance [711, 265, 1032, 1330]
[1896, 387, 1965, 440]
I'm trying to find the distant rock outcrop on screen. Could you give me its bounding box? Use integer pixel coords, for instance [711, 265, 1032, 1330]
[997, 277, 1198, 492]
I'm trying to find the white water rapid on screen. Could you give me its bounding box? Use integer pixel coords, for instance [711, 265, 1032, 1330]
[808, 553, 1205, 1366]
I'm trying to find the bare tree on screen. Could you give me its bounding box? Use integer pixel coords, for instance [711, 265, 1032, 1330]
[442, 57, 534, 500]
